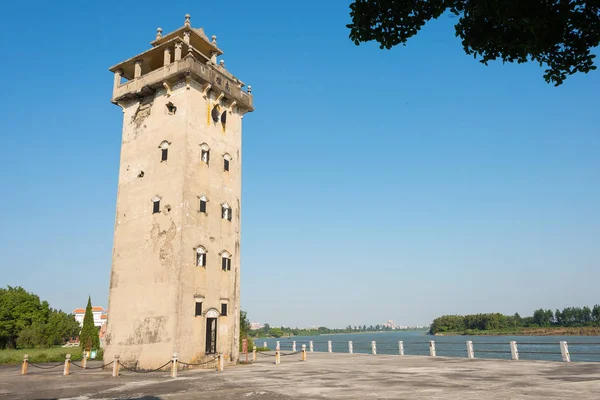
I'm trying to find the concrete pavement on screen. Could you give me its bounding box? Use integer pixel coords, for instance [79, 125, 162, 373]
[1, 352, 599, 399]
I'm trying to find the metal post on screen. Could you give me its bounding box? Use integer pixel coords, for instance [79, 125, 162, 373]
[309, 341, 314, 352]
[429, 341, 436, 357]
[171, 353, 178, 378]
[112, 355, 120, 377]
[275, 349, 281, 365]
[21, 354, 28, 375]
[371, 341, 377, 355]
[252, 346, 257, 362]
[328, 341, 332, 353]
[510, 341, 519, 361]
[466, 341, 474, 359]
[399, 341, 404, 356]
[348, 341, 353, 354]
[560, 341, 571, 362]
[82, 352, 88, 369]
[292, 341, 296, 352]
[63, 354, 71, 376]
[302, 344, 306, 361]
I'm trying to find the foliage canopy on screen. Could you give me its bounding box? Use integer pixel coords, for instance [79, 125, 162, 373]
[347, 0, 600, 85]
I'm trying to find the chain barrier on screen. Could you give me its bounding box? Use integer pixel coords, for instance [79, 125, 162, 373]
[257, 351, 277, 357]
[27, 361, 65, 369]
[178, 356, 219, 367]
[71, 360, 115, 370]
[118, 360, 172, 373]
[280, 351, 302, 357]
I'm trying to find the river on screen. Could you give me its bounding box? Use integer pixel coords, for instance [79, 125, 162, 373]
[257, 331, 600, 362]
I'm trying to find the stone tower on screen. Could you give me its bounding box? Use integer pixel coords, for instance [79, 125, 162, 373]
[104, 14, 253, 368]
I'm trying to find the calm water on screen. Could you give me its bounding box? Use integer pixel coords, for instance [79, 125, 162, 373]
[258, 331, 600, 362]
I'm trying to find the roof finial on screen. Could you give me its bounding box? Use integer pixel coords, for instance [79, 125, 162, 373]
[219, 59, 225, 68]
[247, 85, 252, 94]
[156, 27, 163, 40]
[211, 35, 217, 46]
[184, 14, 191, 27]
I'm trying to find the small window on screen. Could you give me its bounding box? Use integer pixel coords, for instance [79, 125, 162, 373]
[224, 159, 229, 171]
[196, 247, 206, 267]
[221, 303, 228, 316]
[195, 301, 203, 316]
[199, 196, 207, 213]
[152, 197, 161, 214]
[221, 204, 232, 221]
[159, 141, 170, 162]
[200, 144, 210, 165]
[221, 251, 231, 271]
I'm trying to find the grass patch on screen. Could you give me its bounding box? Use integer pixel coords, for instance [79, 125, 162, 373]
[0, 347, 104, 365]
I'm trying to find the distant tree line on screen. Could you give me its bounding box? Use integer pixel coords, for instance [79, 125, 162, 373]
[250, 324, 419, 338]
[430, 305, 600, 335]
[0, 286, 81, 349]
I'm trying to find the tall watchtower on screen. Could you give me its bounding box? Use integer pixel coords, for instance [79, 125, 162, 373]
[104, 14, 253, 368]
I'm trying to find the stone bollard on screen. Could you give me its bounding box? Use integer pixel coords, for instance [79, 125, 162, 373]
[429, 341, 436, 357]
[301, 344, 307, 361]
[510, 341, 519, 361]
[371, 341, 377, 355]
[253, 346, 257, 362]
[328, 341, 332, 353]
[63, 354, 71, 376]
[217, 353, 224, 372]
[348, 341, 353, 354]
[466, 341, 474, 359]
[275, 349, 281, 365]
[21, 354, 28, 375]
[399, 341, 404, 356]
[82, 352, 88, 369]
[292, 341, 296, 352]
[309, 341, 314, 352]
[560, 341, 571, 362]
[112, 355, 120, 377]
[171, 353, 178, 378]
[263, 341, 267, 349]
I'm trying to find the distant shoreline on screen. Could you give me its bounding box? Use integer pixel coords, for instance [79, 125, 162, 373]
[434, 327, 600, 336]
[255, 330, 429, 340]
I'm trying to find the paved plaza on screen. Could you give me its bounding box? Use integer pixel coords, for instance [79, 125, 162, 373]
[1, 352, 599, 399]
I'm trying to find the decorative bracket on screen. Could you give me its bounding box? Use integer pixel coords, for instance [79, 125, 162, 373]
[215, 92, 224, 104]
[162, 82, 172, 97]
[201, 83, 212, 97]
[228, 100, 237, 113]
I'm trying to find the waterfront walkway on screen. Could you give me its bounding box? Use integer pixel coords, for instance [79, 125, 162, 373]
[1, 352, 599, 399]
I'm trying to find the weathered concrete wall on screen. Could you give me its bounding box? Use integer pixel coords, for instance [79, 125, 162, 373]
[105, 76, 242, 368]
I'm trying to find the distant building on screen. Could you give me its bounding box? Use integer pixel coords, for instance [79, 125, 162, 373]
[383, 320, 396, 329]
[73, 306, 107, 328]
[250, 322, 264, 330]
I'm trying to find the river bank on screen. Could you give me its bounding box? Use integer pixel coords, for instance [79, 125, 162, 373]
[434, 327, 600, 336]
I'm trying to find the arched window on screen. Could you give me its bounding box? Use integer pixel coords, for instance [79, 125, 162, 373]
[200, 143, 210, 165]
[220, 250, 231, 271]
[223, 153, 231, 172]
[199, 195, 207, 213]
[221, 202, 231, 221]
[159, 141, 170, 162]
[196, 246, 207, 267]
[152, 196, 161, 214]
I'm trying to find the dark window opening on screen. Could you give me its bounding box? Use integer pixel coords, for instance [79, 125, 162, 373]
[221, 111, 227, 124]
[222, 257, 231, 271]
[138, 171, 144, 178]
[221, 303, 228, 316]
[224, 159, 229, 171]
[201, 150, 210, 164]
[196, 251, 206, 267]
[153, 201, 160, 214]
[221, 206, 231, 221]
[200, 199, 207, 213]
[195, 301, 203, 316]
[211, 105, 220, 122]
[206, 318, 217, 353]
[161, 148, 168, 162]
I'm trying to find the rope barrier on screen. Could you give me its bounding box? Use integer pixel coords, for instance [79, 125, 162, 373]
[27, 361, 64, 369]
[118, 360, 172, 373]
[71, 361, 115, 370]
[280, 351, 302, 356]
[178, 356, 219, 367]
[257, 351, 277, 357]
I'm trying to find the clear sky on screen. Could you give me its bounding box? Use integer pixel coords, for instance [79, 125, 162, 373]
[0, 1, 598, 329]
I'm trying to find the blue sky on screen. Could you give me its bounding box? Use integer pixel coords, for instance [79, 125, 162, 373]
[0, 1, 598, 328]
